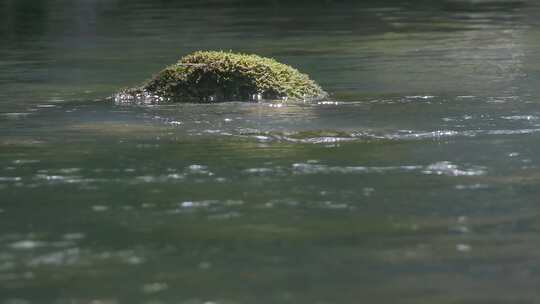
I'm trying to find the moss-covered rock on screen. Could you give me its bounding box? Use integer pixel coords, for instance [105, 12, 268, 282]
[114, 51, 327, 103]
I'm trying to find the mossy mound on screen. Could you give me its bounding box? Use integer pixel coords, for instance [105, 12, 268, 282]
[115, 51, 327, 103]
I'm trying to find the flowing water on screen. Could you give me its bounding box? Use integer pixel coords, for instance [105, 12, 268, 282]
[2, 0, 540, 303]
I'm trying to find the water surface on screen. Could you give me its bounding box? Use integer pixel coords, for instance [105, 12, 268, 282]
[2, 0, 540, 303]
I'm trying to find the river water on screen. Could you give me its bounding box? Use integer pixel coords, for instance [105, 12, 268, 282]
[2, 0, 540, 303]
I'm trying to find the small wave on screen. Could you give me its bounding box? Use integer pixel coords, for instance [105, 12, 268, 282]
[502, 115, 538, 121]
[0, 177, 22, 182]
[422, 161, 486, 177]
[235, 127, 540, 144]
[292, 163, 422, 174]
[34, 174, 97, 184]
[10, 240, 45, 250]
[291, 161, 484, 177]
[243, 168, 275, 174]
[238, 130, 361, 144]
[405, 95, 435, 100]
[486, 129, 540, 135]
[12, 159, 40, 165]
[1, 112, 32, 119]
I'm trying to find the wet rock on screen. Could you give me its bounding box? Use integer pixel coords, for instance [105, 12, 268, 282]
[114, 51, 327, 103]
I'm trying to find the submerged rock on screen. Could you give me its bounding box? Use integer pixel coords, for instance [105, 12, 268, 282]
[114, 51, 327, 103]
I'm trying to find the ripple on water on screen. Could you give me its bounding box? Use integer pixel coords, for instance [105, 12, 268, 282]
[142, 282, 169, 294]
[3, 298, 32, 304]
[502, 115, 538, 121]
[33, 174, 98, 185]
[455, 184, 490, 190]
[0, 112, 32, 119]
[405, 95, 435, 100]
[92, 205, 109, 212]
[28, 248, 81, 267]
[166, 200, 244, 217]
[1, 234, 145, 277]
[186, 164, 212, 175]
[242, 167, 276, 175]
[291, 161, 484, 177]
[12, 160, 40, 165]
[0, 177, 22, 182]
[63, 233, 85, 241]
[134, 174, 185, 183]
[131, 166, 217, 184]
[292, 163, 421, 175]
[9, 240, 44, 250]
[233, 125, 540, 144]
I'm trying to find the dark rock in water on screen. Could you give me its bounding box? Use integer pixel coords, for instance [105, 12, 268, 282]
[114, 51, 328, 103]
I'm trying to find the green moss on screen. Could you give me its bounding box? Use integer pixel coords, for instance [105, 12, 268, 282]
[115, 51, 327, 103]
